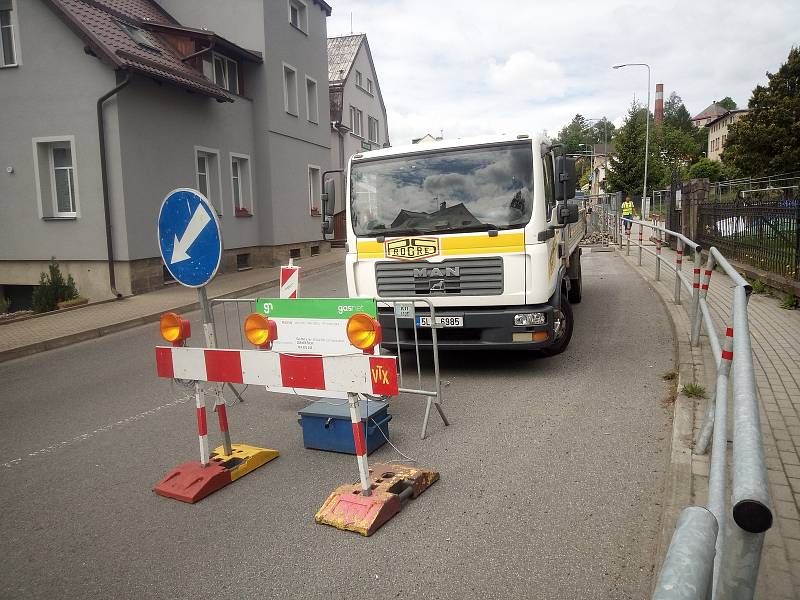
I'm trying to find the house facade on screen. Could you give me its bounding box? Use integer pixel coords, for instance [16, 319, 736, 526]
[691, 102, 728, 128]
[0, 0, 332, 308]
[706, 109, 748, 161]
[327, 34, 388, 217]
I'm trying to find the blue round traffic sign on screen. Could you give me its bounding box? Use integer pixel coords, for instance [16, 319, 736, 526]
[158, 188, 222, 288]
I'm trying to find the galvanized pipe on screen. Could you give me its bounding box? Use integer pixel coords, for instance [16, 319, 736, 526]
[674, 239, 683, 305]
[652, 506, 718, 600]
[731, 286, 773, 534]
[714, 520, 765, 600]
[638, 222, 643, 266]
[691, 254, 715, 345]
[655, 236, 662, 281]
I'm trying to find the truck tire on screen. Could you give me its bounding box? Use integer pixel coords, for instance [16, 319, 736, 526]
[568, 253, 582, 304]
[540, 298, 573, 356]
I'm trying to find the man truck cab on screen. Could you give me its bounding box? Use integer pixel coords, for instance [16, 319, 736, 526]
[322, 133, 585, 353]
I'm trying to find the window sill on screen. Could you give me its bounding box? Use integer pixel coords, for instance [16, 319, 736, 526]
[349, 132, 364, 140]
[286, 110, 299, 117]
[355, 85, 374, 97]
[309, 210, 322, 217]
[235, 210, 253, 218]
[43, 215, 77, 220]
[307, 119, 319, 125]
[289, 23, 309, 36]
[0, 63, 19, 69]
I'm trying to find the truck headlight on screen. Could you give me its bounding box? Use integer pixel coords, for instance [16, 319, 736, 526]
[514, 312, 546, 326]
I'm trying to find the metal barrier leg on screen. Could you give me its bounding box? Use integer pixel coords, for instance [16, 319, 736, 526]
[215, 401, 233, 456]
[348, 392, 372, 497]
[691, 254, 715, 346]
[195, 382, 210, 466]
[626, 228, 631, 256]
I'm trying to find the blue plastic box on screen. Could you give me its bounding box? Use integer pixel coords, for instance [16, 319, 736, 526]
[297, 399, 391, 455]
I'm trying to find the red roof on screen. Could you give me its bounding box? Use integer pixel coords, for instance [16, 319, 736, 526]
[44, 0, 261, 102]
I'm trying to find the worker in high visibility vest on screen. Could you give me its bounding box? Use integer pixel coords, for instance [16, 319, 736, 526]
[621, 197, 636, 233]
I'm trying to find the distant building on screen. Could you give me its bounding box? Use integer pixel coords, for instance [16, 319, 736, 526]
[327, 33, 388, 213]
[412, 134, 443, 144]
[706, 110, 749, 161]
[0, 0, 333, 306]
[691, 102, 729, 128]
[590, 143, 614, 196]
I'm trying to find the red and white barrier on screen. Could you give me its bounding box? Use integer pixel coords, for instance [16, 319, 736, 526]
[280, 264, 300, 299]
[155, 347, 399, 396]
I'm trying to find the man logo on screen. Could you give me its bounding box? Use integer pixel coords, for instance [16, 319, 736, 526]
[429, 279, 446, 293]
[384, 237, 439, 261]
[413, 266, 460, 278]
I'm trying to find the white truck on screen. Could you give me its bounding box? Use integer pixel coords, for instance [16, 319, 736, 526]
[321, 133, 587, 353]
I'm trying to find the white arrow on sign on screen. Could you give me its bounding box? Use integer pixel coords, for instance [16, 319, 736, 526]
[171, 205, 212, 264]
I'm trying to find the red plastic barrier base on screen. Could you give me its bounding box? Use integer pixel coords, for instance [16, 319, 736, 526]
[153, 461, 232, 503]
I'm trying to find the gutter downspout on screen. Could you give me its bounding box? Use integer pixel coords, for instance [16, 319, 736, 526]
[98, 70, 131, 299]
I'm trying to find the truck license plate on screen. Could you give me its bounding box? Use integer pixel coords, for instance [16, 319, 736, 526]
[416, 316, 463, 328]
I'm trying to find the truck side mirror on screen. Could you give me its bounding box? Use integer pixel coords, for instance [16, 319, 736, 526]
[554, 156, 577, 201]
[557, 203, 579, 225]
[322, 179, 336, 218]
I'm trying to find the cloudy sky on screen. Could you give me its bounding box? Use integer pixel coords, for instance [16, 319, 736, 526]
[326, 0, 799, 146]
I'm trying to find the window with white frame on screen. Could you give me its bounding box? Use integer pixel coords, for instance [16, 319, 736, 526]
[355, 70, 362, 87]
[350, 106, 363, 137]
[230, 154, 252, 215]
[32, 137, 80, 218]
[308, 165, 321, 216]
[368, 116, 379, 144]
[305, 75, 318, 124]
[0, 0, 18, 67]
[195, 147, 222, 215]
[288, 0, 307, 33]
[366, 78, 373, 94]
[212, 53, 239, 94]
[283, 63, 298, 115]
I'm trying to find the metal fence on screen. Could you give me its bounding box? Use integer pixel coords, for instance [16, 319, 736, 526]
[698, 172, 800, 281]
[208, 296, 449, 439]
[604, 210, 773, 599]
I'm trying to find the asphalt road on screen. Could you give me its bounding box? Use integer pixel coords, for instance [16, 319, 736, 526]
[0, 251, 674, 600]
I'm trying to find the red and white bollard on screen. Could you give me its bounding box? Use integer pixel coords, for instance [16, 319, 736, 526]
[280, 260, 300, 299]
[194, 382, 210, 466]
[348, 392, 372, 496]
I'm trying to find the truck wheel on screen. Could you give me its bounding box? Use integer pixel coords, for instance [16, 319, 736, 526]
[568, 256, 582, 304]
[541, 299, 573, 356]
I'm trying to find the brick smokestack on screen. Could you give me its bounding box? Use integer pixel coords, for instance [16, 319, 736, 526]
[655, 83, 664, 125]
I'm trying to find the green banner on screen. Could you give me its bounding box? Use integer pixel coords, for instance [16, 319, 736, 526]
[254, 297, 377, 319]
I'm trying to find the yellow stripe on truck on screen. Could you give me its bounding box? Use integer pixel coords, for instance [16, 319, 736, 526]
[357, 232, 525, 259]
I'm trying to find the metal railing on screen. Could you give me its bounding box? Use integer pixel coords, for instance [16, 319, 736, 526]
[604, 212, 774, 599]
[208, 296, 449, 439]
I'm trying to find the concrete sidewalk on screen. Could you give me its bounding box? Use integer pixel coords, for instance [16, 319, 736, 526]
[614, 238, 800, 598]
[0, 249, 345, 363]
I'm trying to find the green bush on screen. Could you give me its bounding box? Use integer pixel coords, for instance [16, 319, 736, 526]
[780, 294, 799, 310]
[749, 279, 767, 294]
[31, 258, 79, 313]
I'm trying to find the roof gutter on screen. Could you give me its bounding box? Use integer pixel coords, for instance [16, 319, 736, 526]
[97, 70, 131, 300]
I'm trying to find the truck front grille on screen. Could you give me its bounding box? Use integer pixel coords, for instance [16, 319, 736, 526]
[375, 257, 504, 297]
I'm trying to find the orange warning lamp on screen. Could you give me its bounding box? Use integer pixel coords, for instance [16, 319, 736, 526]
[244, 313, 278, 349]
[160, 312, 191, 346]
[346, 313, 382, 353]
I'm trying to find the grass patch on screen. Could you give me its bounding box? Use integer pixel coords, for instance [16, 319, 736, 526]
[780, 294, 799, 310]
[681, 383, 707, 398]
[749, 279, 767, 294]
[662, 371, 677, 381]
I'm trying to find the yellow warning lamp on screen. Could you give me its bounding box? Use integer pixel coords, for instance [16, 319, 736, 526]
[244, 313, 278, 349]
[346, 313, 382, 353]
[159, 312, 191, 346]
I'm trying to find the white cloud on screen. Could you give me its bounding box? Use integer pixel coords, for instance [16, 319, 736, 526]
[488, 52, 566, 100]
[327, 0, 799, 146]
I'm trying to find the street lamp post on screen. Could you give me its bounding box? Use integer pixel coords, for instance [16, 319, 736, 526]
[612, 62, 651, 218]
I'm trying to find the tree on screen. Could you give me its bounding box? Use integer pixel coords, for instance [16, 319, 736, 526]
[663, 92, 694, 132]
[686, 158, 741, 182]
[723, 46, 800, 176]
[718, 96, 737, 110]
[605, 102, 663, 197]
[556, 114, 589, 154]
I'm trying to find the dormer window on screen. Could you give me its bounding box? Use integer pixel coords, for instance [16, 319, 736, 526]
[115, 20, 160, 53]
[212, 52, 239, 94]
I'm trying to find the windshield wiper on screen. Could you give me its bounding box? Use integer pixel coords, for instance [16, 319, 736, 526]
[445, 223, 502, 234]
[368, 227, 427, 237]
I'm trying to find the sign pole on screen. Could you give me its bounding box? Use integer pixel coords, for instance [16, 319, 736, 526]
[198, 286, 232, 456]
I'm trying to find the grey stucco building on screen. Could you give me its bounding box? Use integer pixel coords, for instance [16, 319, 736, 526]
[0, 0, 332, 306]
[327, 34, 388, 226]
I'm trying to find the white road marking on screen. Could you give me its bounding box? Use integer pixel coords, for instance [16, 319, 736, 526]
[2, 396, 191, 469]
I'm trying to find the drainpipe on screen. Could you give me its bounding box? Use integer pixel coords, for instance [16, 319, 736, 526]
[97, 70, 131, 299]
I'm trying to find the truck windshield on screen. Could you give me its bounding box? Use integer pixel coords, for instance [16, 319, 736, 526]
[350, 142, 533, 237]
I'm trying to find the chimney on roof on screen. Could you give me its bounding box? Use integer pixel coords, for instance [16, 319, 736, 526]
[655, 83, 664, 126]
